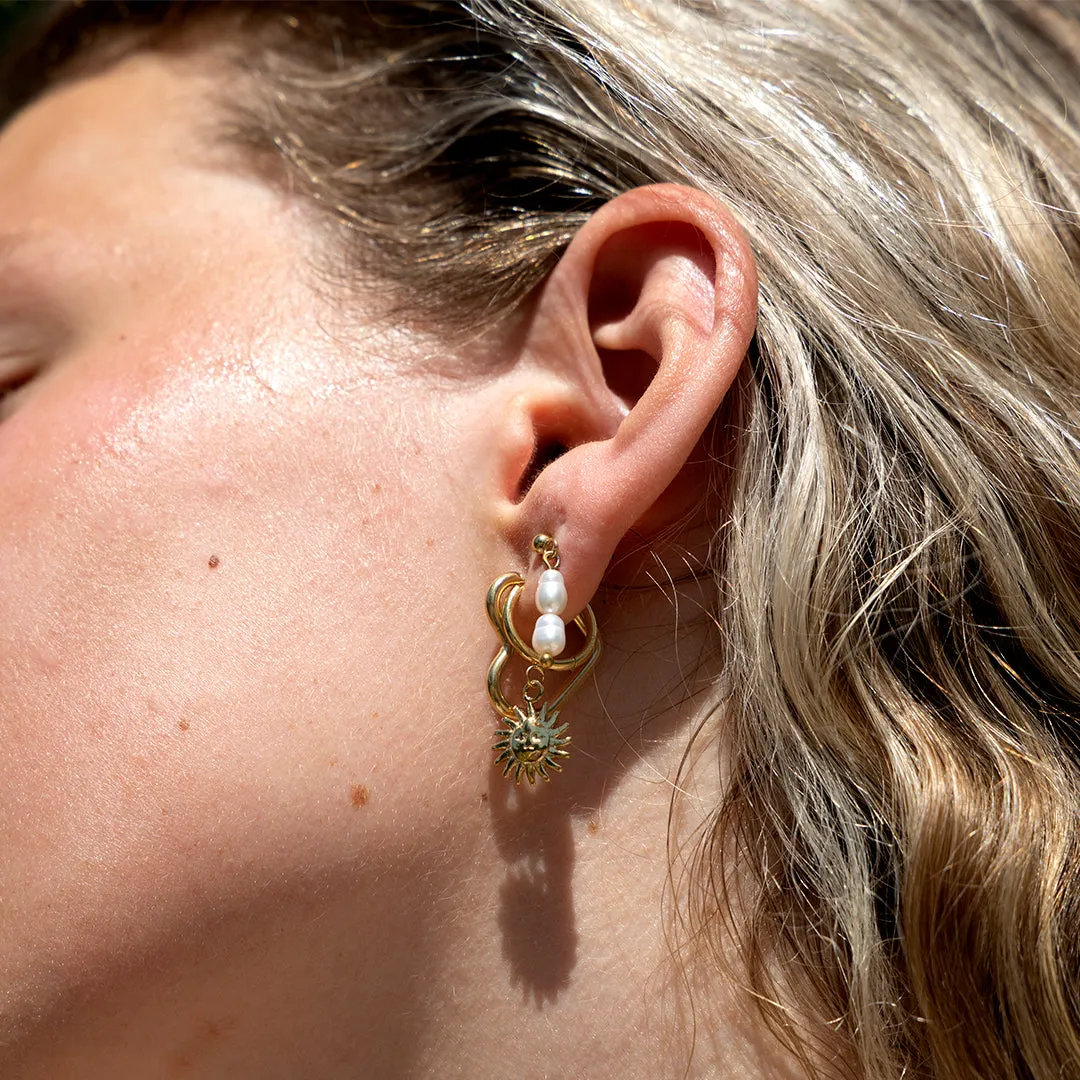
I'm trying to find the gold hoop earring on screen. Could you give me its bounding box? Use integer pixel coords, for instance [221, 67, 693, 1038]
[486, 534, 602, 784]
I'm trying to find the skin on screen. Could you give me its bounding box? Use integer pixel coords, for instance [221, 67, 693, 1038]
[0, 50, 797, 1080]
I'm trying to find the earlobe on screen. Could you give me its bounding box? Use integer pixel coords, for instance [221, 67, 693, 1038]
[500, 183, 758, 616]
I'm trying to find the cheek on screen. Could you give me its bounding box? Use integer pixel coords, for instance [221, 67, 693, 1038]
[0, 340, 491, 1000]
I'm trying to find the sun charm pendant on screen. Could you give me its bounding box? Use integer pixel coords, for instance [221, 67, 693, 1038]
[493, 701, 571, 784]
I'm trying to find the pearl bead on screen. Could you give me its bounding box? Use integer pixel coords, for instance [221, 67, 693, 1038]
[535, 568, 567, 615]
[532, 612, 566, 657]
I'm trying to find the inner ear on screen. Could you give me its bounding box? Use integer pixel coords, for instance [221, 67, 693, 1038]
[593, 345, 656, 412]
[516, 438, 568, 502]
[588, 220, 717, 408]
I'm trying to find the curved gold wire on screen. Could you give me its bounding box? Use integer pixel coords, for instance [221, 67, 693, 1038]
[485, 572, 602, 721]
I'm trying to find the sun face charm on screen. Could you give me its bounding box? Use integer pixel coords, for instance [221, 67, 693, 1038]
[493, 701, 571, 784]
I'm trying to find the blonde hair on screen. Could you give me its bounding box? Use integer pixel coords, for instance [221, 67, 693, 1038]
[14, 1, 1080, 1075]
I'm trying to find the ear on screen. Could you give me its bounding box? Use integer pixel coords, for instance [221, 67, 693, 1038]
[491, 183, 757, 617]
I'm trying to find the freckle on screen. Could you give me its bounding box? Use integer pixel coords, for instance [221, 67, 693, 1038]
[329, 758, 337, 768]
[209, 1015, 236, 1037]
[350, 784, 370, 808]
[373, 482, 381, 494]
[178, 718, 190, 731]
[426, 537, 434, 548]
[588, 820, 600, 833]
[371, 711, 379, 719]
[208, 555, 220, 569]
[479, 792, 489, 804]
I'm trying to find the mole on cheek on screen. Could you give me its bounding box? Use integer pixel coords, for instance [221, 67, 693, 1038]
[208, 555, 220, 569]
[350, 784, 370, 809]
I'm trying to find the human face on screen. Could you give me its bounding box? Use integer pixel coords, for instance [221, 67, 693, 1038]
[0, 51, 498, 1068]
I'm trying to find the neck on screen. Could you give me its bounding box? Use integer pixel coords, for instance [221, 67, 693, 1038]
[413, 575, 799, 1080]
[4, 580, 803, 1080]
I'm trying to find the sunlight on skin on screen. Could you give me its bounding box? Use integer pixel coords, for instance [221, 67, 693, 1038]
[0, 51, 795, 1080]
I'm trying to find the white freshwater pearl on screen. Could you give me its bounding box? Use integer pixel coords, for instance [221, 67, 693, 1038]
[532, 612, 566, 657]
[535, 568, 567, 615]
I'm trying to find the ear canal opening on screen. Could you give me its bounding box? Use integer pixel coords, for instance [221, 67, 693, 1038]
[516, 439, 568, 502]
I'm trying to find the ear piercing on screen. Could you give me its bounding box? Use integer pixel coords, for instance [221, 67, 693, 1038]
[486, 534, 601, 783]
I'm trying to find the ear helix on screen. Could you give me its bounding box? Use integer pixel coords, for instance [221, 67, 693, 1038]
[485, 534, 602, 784]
